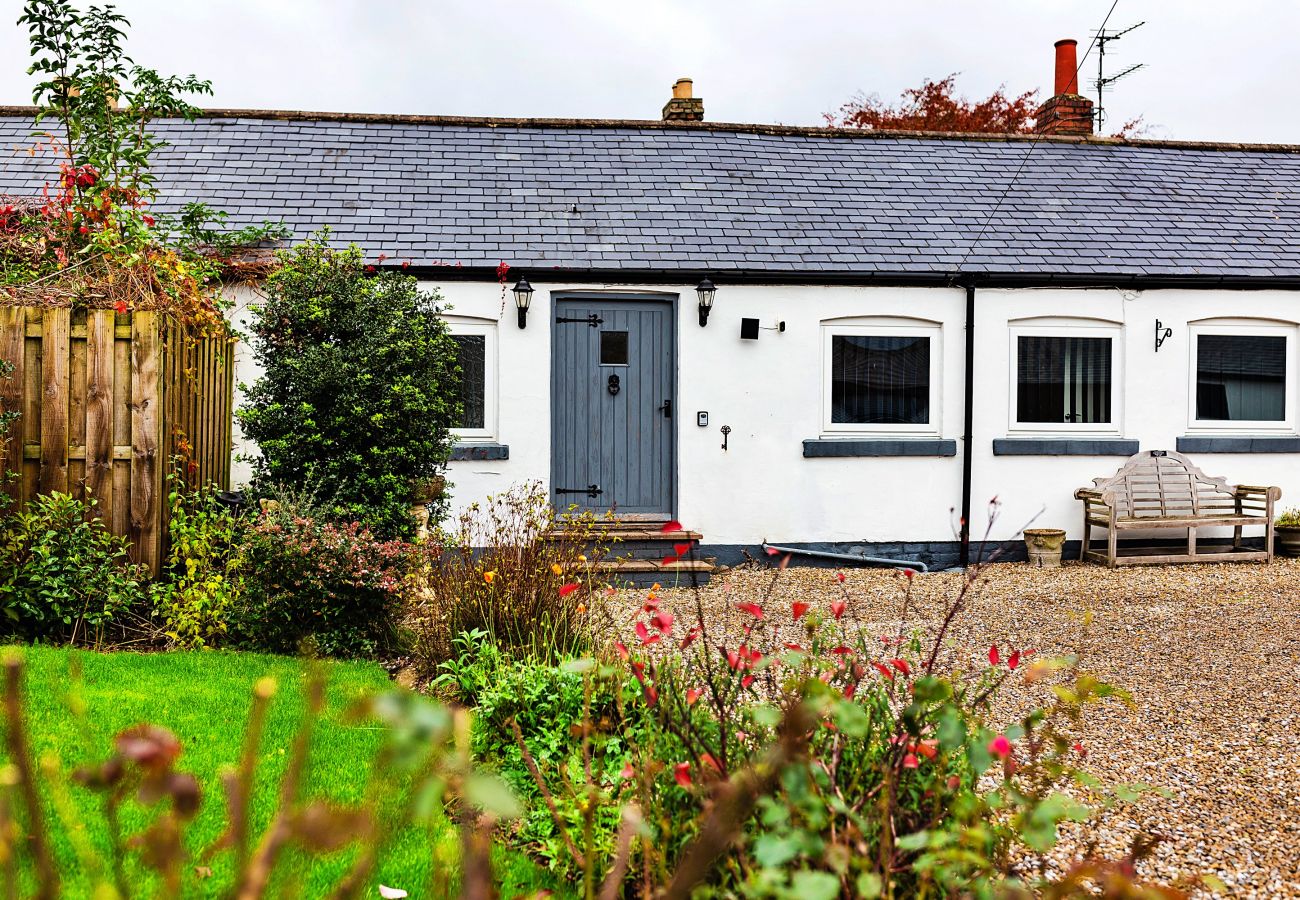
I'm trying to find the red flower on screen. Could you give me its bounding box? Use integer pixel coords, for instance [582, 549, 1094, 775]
[872, 662, 894, 680]
[904, 568, 916, 580]
[1072, 741, 1087, 758]
[365, 265, 376, 274]
[988, 645, 1000, 666]
[890, 658, 911, 677]
[620, 762, 635, 779]
[701, 753, 722, 773]
[764, 546, 780, 556]
[401, 260, 411, 269]
[741, 675, 755, 688]
[673, 763, 692, 788]
[791, 601, 810, 621]
[614, 641, 629, 661]
[660, 520, 683, 533]
[558, 582, 580, 598]
[735, 602, 764, 619]
[679, 627, 699, 649]
[673, 542, 691, 556]
[988, 735, 1013, 758]
[830, 645, 853, 656]
[902, 753, 919, 769]
[634, 622, 661, 646]
[836, 571, 846, 583]
[113, 300, 128, 314]
[1008, 650, 1021, 670]
[915, 739, 939, 760]
[685, 687, 702, 706]
[650, 610, 674, 634]
[724, 649, 741, 670]
[142, 214, 155, 227]
[783, 642, 804, 652]
[830, 600, 846, 620]
[660, 554, 680, 566]
[78, 225, 89, 234]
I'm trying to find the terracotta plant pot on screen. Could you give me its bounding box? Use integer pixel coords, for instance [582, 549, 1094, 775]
[1274, 525, 1300, 558]
[1023, 528, 1067, 569]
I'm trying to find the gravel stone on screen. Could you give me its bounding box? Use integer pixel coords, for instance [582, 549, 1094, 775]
[607, 559, 1300, 897]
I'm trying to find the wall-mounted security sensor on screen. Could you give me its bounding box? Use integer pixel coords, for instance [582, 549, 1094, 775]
[761, 320, 787, 333]
[740, 318, 760, 340]
[697, 411, 709, 427]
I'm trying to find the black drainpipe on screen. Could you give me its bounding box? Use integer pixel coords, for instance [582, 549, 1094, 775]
[959, 283, 976, 568]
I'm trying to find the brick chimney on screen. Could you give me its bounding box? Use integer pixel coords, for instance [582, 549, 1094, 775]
[662, 78, 704, 122]
[1035, 39, 1094, 136]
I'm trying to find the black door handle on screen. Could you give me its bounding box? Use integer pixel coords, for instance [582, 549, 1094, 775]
[658, 399, 672, 418]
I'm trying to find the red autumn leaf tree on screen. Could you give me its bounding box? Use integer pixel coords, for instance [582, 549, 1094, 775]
[825, 73, 1039, 134]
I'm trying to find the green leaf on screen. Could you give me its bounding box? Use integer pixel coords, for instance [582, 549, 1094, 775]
[752, 832, 801, 868]
[855, 873, 883, 898]
[936, 705, 966, 751]
[462, 772, 521, 819]
[832, 700, 870, 738]
[894, 831, 930, 851]
[789, 870, 840, 900]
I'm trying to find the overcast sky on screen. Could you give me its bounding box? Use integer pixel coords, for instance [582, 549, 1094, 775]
[0, 0, 1295, 143]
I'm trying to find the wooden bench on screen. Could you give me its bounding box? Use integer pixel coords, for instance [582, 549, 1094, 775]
[1074, 450, 1280, 567]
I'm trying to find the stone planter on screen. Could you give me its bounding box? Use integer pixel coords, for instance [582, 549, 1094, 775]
[1275, 525, 1300, 558]
[1023, 528, 1067, 568]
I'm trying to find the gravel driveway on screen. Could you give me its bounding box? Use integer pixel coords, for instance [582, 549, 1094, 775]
[608, 559, 1300, 898]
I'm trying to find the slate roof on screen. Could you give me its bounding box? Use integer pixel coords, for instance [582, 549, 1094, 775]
[2, 109, 1300, 279]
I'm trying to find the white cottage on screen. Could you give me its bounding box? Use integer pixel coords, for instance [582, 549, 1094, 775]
[4, 43, 1300, 572]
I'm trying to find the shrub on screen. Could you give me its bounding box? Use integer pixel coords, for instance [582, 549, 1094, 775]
[228, 493, 429, 658]
[151, 476, 245, 648]
[1276, 507, 1300, 527]
[238, 234, 463, 539]
[0, 492, 144, 643]
[411, 481, 612, 670]
[487, 520, 1198, 898]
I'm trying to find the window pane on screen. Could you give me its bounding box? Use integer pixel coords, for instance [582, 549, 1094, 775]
[1196, 334, 1286, 421]
[1017, 336, 1112, 424]
[830, 334, 930, 425]
[450, 334, 486, 430]
[600, 331, 629, 365]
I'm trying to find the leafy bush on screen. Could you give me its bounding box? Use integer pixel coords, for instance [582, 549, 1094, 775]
[411, 481, 612, 670]
[238, 235, 463, 539]
[484, 524, 1203, 898]
[151, 476, 245, 648]
[1276, 507, 1300, 527]
[228, 493, 429, 658]
[0, 492, 144, 642]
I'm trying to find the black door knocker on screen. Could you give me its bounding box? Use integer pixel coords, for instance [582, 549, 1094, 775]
[607, 373, 621, 396]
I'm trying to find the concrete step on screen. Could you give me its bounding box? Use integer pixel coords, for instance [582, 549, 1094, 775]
[596, 557, 716, 589]
[545, 525, 715, 585]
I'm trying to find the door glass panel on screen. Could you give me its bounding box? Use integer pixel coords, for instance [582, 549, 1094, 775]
[600, 330, 629, 365]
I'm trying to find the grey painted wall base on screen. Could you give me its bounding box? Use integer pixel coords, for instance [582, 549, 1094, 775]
[993, 438, 1139, 456]
[803, 438, 957, 458]
[1176, 436, 1300, 453]
[698, 536, 1267, 572]
[450, 443, 510, 461]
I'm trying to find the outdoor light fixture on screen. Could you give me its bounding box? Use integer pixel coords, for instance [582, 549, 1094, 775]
[696, 276, 716, 327]
[512, 276, 534, 329]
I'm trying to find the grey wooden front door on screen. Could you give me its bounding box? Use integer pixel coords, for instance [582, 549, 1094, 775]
[551, 297, 675, 518]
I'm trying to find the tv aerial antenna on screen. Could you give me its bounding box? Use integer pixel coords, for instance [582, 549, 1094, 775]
[1093, 20, 1145, 131]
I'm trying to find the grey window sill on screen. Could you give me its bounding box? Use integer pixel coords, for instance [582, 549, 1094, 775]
[993, 438, 1138, 456]
[803, 438, 956, 458]
[450, 442, 509, 461]
[1176, 435, 1300, 453]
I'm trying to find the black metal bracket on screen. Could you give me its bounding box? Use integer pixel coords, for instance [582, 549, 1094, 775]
[556, 484, 603, 498]
[1155, 319, 1172, 351]
[556, 313, 604, 327]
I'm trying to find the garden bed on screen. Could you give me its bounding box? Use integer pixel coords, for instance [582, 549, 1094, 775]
[609, 560, 1300, 897]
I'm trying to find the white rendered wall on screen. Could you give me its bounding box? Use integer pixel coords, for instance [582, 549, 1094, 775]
[226, 280, 1300, 547]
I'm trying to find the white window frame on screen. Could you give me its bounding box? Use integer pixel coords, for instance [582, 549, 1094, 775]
[446, 318, 498, 441]
[820, 323, 942, 436]
[1186, 322, 1296, 434]
[1008, 323, 1122, 435]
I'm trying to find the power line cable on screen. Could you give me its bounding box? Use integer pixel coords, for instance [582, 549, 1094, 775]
[945, 0, 1122, 286]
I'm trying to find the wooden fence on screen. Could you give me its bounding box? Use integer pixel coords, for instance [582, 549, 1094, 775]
[0, 305, 234, 574]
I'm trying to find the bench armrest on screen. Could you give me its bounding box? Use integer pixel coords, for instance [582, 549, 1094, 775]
[1235, 484, 1282, 502]
[1074, 488, 1104, 500]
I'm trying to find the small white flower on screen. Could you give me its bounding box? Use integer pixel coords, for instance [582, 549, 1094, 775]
[378, 886, 408, 899]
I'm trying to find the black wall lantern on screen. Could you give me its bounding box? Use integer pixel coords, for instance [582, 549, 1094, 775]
[696, 276, 716, 327]
[512, 276, 534, 329]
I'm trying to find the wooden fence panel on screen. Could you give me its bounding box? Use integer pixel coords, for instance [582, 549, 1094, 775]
[0, 306, 234, 574]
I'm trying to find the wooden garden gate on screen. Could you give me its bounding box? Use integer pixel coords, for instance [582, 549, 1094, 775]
[0, 305, 235, 574]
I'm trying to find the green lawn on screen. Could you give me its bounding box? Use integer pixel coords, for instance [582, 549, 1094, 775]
[4, 645, 560, 898]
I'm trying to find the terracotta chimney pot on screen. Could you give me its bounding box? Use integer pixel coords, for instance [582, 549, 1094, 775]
[1053, 39, 1080, 96]
[662, 77, 704, 122]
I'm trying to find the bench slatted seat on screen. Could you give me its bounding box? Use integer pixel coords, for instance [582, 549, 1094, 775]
[1074, 450, 1280, 567]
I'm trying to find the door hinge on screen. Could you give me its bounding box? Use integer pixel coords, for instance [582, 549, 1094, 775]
[555, 313, 604, 327]
[556, 484, 603, 498]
